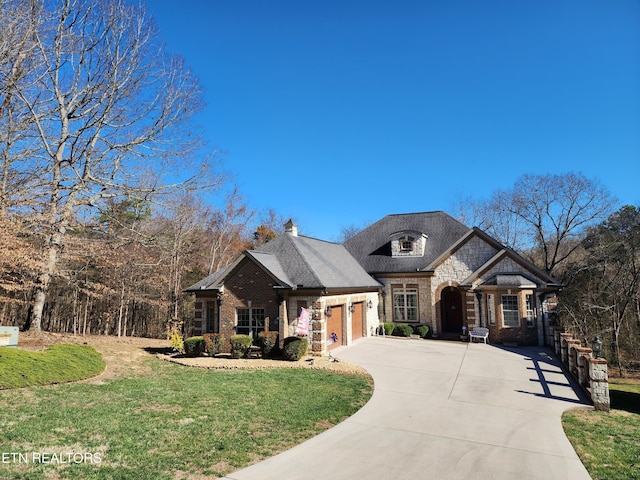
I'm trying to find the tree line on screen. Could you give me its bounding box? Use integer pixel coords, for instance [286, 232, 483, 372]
[455, 172, 639, 375]
[0, 0, 282, 337]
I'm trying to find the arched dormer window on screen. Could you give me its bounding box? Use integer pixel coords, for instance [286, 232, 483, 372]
[400, 236, 414, 252]
[390, 231, 427, 257]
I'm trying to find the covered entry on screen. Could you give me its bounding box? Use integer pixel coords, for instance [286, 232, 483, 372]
[441, 286, 463, 333]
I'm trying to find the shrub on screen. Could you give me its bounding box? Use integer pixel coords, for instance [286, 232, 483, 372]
[184, 336, 205, 357]
[230, 335, 253, 359]
[383, 322, 395, 336]
[415, 325, 430, 339]
[166, 320, 184, 354]
[282, 336, 308, 361]
[392, 323, 413, 337]
[203, 333, 224, 356]
[257, 331, 279, 358]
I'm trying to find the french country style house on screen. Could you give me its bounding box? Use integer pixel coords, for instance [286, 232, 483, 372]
[344, 212, 562, 346]
[186, 212, 562, 354]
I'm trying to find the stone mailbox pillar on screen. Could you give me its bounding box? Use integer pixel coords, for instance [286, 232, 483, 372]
[589, 358, 610, 412]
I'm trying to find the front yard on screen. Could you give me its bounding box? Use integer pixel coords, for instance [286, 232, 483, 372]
[563, 379, 640, 480]
[0, 335, 372, 479]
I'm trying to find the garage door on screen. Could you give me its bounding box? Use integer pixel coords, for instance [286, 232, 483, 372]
[352, 302, 364, 341]
[326, 305, 343, 350]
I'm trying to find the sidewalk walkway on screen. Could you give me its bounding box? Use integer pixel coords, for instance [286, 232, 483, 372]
[221, 337, 592, 480]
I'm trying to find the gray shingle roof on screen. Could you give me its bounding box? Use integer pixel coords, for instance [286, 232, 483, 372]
[343, 211, 470, 273]
[186, 231, 381, 292]
[257, 233, 381, 289]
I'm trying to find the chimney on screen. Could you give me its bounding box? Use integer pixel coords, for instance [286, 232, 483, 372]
[284, 219, 298, 236]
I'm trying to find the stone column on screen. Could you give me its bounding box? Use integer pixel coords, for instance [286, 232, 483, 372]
[567, 340, 582, 377]
[589, 358, 610, 412]
[575, 347, 592, 387]
[560, 333, 573, 364]
[554, 329, 562, 356]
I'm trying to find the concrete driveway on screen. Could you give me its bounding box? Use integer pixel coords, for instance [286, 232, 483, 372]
[221, 337, 592, 480]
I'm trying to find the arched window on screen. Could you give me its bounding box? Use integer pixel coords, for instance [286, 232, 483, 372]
[400, 236, 414, 252]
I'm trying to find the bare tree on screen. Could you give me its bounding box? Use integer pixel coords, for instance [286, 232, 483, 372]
[4, 0, 213, 331]
[206, 187, 254, 274]
[0, 0, 43, 215]
[454, 173, 617, 276]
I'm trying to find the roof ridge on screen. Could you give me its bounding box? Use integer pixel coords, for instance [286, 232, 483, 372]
[283, 234, 325, 288]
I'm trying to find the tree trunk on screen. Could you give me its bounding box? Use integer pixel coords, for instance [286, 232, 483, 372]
[29, 235, 62, 332]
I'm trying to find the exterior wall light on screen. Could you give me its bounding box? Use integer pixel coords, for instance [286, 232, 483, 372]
[592, 336, 603, 358]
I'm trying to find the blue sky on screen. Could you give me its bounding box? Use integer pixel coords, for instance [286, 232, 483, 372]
[147, 0, 640, 241]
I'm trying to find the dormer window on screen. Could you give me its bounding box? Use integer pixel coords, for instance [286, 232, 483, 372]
[400, 236, 414, 252]
[390, 231, 427, 257]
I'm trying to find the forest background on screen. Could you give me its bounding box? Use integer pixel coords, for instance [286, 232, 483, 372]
[1, 0, 638, 374]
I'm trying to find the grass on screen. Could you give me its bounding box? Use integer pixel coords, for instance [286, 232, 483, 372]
[0, 354, 373, 479]
[0, 344, 106, 389]
[563, 379, 640, 480]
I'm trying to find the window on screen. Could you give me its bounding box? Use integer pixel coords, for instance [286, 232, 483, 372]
[236, 308, 265, 338]
[393, 288, 418, 322]
[400, 236, 414, 252]
[487, 294, 496, 326]
[525, 294, 535, 328]
[501, 295, 519, 327]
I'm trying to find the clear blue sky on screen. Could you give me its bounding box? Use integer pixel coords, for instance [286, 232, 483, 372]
[147, 0, 640, 241]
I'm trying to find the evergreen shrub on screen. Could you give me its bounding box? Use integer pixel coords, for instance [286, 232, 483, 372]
[184, 336, 205, 357]
[230, 335, 253, 359]
[203, 333, 224, 356]
[282, 336, 308, 361]
[415, 325, 430, 339]
[383, 322, 395, 336]
[258, 331, 279, 358]
[392, 324, 413, 337]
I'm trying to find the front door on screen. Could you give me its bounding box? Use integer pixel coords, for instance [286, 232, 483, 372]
[442, 287, 463, 333]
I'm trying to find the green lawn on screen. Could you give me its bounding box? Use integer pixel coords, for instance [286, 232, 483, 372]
[563, 380, 640, 480]
[0, 354, 372, 479]
[0, 344, 106, 389]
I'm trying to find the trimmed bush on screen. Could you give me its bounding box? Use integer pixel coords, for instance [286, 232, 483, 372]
[415, 325, 430, 339]
[203, 333, 224, 356]
[282, 336, 308, 361]
[184, 336, 205, 357]
[392, 323, 413, 337]
[257, 331, 279, 358]
[383, 322, 395, 336]
[229, 335, 253, 359]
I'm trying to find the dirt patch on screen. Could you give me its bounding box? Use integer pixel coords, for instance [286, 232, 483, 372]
[15, 332, 369, 378]
[159, 352, 368, 375]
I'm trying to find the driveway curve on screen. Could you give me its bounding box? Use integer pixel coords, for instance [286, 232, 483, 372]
[221, 337, 592, 480]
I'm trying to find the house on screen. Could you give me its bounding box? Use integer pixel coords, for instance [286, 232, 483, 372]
[343, 212, 563, 345]
[185, 220, 382, 355]
[186, 212, 562, 353]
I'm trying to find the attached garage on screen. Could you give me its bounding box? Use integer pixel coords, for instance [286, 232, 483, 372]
[351, 302, 364, 341]
[326, 305, 344, 350]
